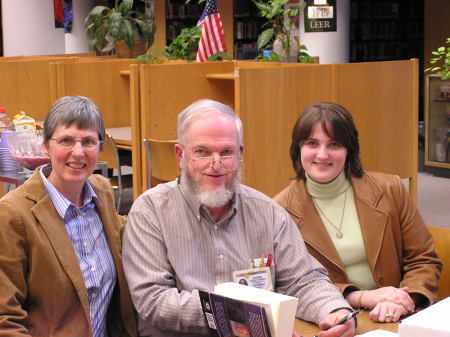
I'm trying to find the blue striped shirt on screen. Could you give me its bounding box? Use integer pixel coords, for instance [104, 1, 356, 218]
[40, 167, 116, 337]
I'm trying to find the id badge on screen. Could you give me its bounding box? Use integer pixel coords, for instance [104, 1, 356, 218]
[232, 267, 273, 291]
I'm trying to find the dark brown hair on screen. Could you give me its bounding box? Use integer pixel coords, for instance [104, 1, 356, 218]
[290, 102, 363, 180]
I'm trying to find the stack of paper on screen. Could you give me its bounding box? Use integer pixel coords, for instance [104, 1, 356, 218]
[398, 296, 450, 337]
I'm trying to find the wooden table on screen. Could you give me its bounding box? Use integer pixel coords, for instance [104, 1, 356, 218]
[294, 311, 397, 336]
[106, 126, 131, 150]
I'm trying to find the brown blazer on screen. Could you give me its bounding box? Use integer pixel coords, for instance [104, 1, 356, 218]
[274, 171, 442, 306]
[0, 172, 137, 337]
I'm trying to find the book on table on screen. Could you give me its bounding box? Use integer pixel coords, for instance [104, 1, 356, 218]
[199, 282, 298, 337]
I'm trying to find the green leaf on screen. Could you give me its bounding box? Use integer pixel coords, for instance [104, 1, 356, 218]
[258, 28, 274, 49]
[268, 4, 283, 19]
[251, 1, 272, 17]
[121, 20, 135, 49]
[102, 41, 115, 53]
[117, 0, 133, 15]
[270, 51, 280, 62]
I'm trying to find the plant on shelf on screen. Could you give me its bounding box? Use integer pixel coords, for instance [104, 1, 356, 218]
[298, 44, 314, 63]
[251, 0, 306, 62]
[134, 26, 231, 63]
[164, 26, 202, 61]
[256, 44, 313, 63]
[84, 0, 156, 56]
[425, 37, 450, 80]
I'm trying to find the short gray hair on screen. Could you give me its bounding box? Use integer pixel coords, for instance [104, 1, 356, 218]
[177, 99, 243, 146]
[43, 96, 105, 150]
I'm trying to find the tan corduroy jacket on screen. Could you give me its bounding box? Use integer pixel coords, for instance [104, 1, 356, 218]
[0, 171, 137, 337]
[274, 171, 442, 306]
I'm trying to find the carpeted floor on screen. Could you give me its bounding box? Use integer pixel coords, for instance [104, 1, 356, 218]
[414, 172, 450, 229]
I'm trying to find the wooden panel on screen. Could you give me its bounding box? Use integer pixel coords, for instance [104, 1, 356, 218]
[238, 65, 333, 196]
[139, 61, 235, 139]
[333, 60, 418, 200]
[218, 0, 233, 57]
[51, 59, 133, 128]
[0, 58, 74, 121]
[129, 65, 143, 198]
[428, 226, 450, 301]
[151, 0, 166, 51]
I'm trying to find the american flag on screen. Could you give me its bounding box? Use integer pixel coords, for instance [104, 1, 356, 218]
[196, 0, 227, 62]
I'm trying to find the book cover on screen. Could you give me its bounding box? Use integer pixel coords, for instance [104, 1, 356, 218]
[199, 290, 272, 337]
[213, 283, 298, 337]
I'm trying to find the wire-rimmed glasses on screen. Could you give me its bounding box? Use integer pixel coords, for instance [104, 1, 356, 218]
[49, 136, 103, 151]
[185, 152, 242, 173]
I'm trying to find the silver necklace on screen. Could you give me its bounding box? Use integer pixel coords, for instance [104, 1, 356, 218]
[312, 189, 347, 239]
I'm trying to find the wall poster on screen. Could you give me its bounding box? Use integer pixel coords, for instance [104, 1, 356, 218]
[304, 0, 336, 33]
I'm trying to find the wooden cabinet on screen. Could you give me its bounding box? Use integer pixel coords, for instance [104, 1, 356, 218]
[425, 75, 450, 168]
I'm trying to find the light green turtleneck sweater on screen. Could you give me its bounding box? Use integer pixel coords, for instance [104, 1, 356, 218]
[306, 171, 377, 290]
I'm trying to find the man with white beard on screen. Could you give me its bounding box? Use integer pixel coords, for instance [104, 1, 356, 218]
[122, 99, 356, 337]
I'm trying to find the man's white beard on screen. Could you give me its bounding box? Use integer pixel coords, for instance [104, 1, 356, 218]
[181, 155, 240, 208]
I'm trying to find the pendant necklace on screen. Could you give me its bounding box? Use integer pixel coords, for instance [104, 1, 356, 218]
[313, 189, 347, 239]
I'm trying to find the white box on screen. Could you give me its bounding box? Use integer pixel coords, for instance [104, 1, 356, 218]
[398, 296, 450, 337]
[214, 282, 298, 337]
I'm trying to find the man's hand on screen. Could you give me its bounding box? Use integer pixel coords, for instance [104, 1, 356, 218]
[317, 309, 356, 337]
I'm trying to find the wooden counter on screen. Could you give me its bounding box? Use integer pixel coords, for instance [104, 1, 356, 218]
[294, 311, 397, 337]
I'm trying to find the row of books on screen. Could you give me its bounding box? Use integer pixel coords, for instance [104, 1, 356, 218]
[350, 40, 422, 62]
[350, 0, 422, 21]
[350, 21, 422, 41]
[166, 2, 202, 20]
[234, 1, 258, 17]
[235, 21, 261, 40]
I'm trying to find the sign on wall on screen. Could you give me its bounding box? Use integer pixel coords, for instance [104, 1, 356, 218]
[304, 0, 336, 33]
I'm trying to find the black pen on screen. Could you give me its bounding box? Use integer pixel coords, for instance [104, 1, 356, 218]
[314, 310, 359, 337]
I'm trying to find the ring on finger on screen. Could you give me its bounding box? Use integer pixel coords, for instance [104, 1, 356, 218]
[385, 312, 394, 318]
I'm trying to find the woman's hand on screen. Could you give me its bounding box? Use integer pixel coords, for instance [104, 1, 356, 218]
[347, 287, 414, 313]
[369, 301, 408, 323]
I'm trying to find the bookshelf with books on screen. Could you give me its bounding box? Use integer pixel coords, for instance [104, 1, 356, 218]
[166, 0, 202, 45]
[234, 0, 264, 58]
[349, 0, 424, 62]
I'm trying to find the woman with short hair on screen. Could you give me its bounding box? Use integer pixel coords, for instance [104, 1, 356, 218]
[0, 96, 136, 336]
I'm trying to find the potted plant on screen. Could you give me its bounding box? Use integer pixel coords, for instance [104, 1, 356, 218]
[251, 0, 306, 62]
[134, 25, 232, 63]
[425, 38, 450, 80]
[165, 26, 202, 61]
[84, 0, 156, 57]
